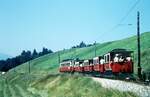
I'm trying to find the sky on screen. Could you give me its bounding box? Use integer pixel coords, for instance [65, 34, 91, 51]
[0, 0, 150, 56]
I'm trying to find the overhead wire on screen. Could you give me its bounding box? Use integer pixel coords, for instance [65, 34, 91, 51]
[93, 0, 141, 43]
[110, 0, 141, 31]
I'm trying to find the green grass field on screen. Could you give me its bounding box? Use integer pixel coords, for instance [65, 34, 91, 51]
[9, 32, 150, 74]
[1, 32, 150, 97]
[31, 74, 137, 97]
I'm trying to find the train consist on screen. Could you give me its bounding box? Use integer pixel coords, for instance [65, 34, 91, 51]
[59, 49, 134, 78]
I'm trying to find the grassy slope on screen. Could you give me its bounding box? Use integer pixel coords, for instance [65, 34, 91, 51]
[9, 32, 150, 74]
[31, 74, 137, 97]
[1, 32, 150, 97]
[0, 73, 137, 97]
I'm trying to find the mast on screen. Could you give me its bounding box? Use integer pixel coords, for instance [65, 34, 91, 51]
[137, 11, 142, 79]
[94, 41, 96, 57]
[58, 51, 60, 64]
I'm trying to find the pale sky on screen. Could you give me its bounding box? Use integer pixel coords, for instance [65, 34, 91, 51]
[0, 0, 150, 56]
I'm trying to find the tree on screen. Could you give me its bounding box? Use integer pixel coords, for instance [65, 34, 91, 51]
[5, 58, 12, 71]
[42, 47, 49, 55]
[48, 49, 53, 53]
[26, 50, 32, 61]
[15, 56, 21, 66]
[0, 48, 53, 72]
[20, 50, 26, 63]
[38, 47, 53, 56]
[71, 41, 87, 49]
[79, 41, 86, 48]
[0, 60, 6, 71]
[32, 49, 38, 58]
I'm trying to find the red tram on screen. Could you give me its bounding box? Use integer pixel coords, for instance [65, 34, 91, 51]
[59, 49, 133, 77]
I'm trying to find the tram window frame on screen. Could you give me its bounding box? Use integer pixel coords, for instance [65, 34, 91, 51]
[104, 53, 110, 63]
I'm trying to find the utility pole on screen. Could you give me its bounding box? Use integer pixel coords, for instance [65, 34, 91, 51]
[137, 11, 142, 79]
[58, 51, 60, 64]
[94, 41, 96, 57]
[28, 61, 30, 74]
[74, 48, 77, 60]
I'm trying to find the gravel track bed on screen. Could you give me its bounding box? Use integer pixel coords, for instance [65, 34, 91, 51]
[92, 77, 150, 97]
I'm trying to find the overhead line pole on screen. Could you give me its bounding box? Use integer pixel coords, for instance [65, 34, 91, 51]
[74, 48, 76, 60]
[28, 61, 30, 74]
[58, 51, 60, 64]
[94, 41, 96, 57]
[137, 11, 142, 79]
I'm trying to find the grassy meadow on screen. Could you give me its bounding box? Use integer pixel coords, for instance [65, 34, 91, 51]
[9, 32, 150, 74]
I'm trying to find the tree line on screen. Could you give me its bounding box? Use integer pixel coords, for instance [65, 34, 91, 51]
[0, 47, 53, 72]
[71, 41, 95, 49]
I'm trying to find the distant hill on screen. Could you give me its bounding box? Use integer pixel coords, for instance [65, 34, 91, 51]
[0, 53, 11, 60]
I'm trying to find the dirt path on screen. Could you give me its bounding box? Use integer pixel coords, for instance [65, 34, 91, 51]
[92, 77, 150, 97]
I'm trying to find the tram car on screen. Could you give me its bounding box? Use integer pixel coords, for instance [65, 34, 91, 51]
[59, 59, 74, 72]
[83, 59, 93, 73]
[103, 49, 133, 74]
[93, 56, 105, 73]
[74, 60, 84, 72]
[59, 48, 133, 77]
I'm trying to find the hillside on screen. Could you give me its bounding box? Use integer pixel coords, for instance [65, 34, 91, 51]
[9, 32, 150, 75]
[1, 32, 150, 97]
[0, 73, 137, 97]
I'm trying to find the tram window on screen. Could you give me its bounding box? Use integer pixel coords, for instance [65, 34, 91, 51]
[107, 55, 110, 62]
[93, 59, 99, 64]
[104, 54, 110, 63]
[104, 56, 106, 63]
[93, 60, 96, 64]
[84, 61, 89, 66]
